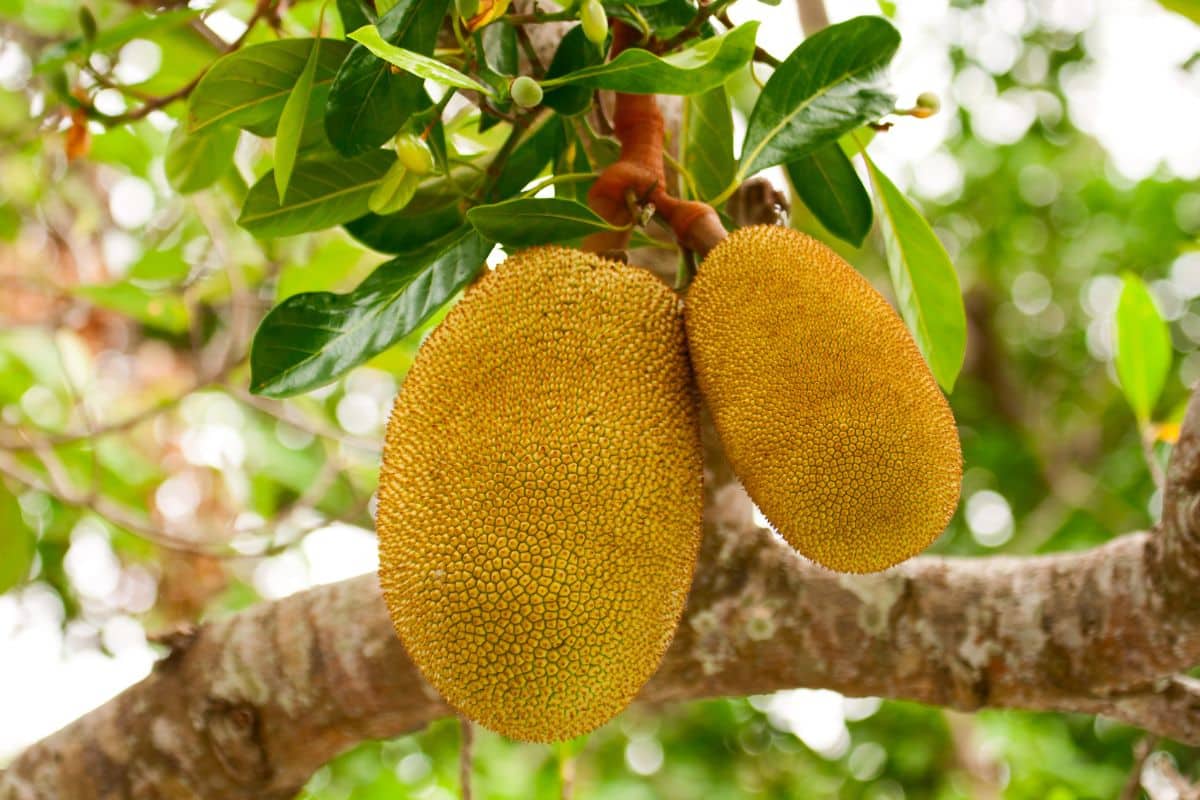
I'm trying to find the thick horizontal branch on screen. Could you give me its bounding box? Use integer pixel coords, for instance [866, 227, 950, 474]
[6, 392, 1200, 798]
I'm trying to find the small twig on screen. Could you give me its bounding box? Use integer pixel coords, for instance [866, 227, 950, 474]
[658, 0, 735, 51]
[459, 717, 474, 800]
[514, 24, 546, 77]
[1121, 735, 1159, 800]
[81, 0, 277, 126]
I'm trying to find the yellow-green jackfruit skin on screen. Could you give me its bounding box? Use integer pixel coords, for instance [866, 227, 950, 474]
[377, 246, 704, 743]
[685, 225, 962, 574]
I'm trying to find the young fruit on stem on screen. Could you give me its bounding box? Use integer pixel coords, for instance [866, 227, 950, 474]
[510, 75, 543, 109]
[580, 0, 609, 47]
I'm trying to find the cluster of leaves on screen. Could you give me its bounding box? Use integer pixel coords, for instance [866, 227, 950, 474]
[109, 2, 969, 398]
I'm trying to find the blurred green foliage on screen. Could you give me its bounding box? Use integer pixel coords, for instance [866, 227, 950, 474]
[1, 0, 1199, 794]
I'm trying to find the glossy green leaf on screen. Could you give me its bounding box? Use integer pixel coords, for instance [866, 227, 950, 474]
[786, 143, 872, 246]
[539, 23, 758, 95]
[73, 282, 190, 333]
[0, 487, 34, 594]
[187, 38, 352, 135]
[480, 22, 518, 76]
[325, 0, 449, 156]
[344, 204, 464, 253]
[337, 0, 375, 31]
[466, 198, 618, 246]
[606, 0, 699, 38]
[737, 16, 899, 182]
[349, 25, 495, 95]
[275, 39, 323, 202]
[249, 227, 491, 396]
[239, 150, 395, 238]
[1158, 0, 1200, 23]
[542, 25, 604, 116]
[683, 85, 735, 202]
[489, 116, 565, 201]
[865, 155, 965, 392]
[1115, 273, 1172, 424]
[165, 124, 238, 194]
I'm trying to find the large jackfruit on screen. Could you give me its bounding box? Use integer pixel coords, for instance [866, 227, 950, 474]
[685, 225, 961, 573]
[377, 247, 703, 742]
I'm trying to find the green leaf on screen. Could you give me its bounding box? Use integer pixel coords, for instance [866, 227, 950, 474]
[249, 227, 491, 396]
[187, 38, 353, 135]
[239, 150, 395, 238]
[0, 486, 34, 594]
[344, 204, 464, 253]
[786, 143, 872, 246]
[1158, 0, 1200, 23]
[325, 0, 449, 156]
[737, 16, 899, 183]
[480, 22, 518, 76]
[542, 25, 604, 116]
[1115, 273, 1172, 424]
[539, 23, 758, 95]
[348, 25, 496, 95]
[466, 198, 618, 246]
[489, 115, 565, 201]
[864, 155, 965, 392]
[73, 282, 190, 333]
[337, 0, 375, 31]
[165, 123, 237, 194]
[275, 38, 323, 202]
[683, 85, 735, 202]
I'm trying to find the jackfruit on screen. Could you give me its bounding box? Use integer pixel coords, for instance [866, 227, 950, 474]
[684, 225, 961, 573]
[376, 246, 703, 742]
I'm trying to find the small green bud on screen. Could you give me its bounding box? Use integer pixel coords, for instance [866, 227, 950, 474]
[369, 160, 421, 215]
[510, 75, 544, 109]
[915, 91, 940, 115]
[580, 0, 608, 47]
[393, 133, 435, 175]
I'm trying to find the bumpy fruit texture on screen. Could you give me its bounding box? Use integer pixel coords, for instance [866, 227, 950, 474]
[685, 225, 962, 574]
[377, 247, 704, 742]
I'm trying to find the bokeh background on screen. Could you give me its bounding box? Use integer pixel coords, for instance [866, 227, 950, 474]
[2, 0, 1200, 796]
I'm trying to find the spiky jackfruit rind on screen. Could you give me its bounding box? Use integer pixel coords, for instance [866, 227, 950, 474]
[377, 247, 704, 742]
[685, 225, 962, 574]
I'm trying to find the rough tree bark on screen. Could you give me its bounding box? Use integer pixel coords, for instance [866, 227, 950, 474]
[3, 389, 1200, 799]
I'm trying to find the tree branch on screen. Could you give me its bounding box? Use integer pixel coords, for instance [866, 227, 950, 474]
[5, 388, 1200, 798]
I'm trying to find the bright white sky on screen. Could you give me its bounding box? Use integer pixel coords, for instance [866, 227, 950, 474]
[2, 0, 1199, 764]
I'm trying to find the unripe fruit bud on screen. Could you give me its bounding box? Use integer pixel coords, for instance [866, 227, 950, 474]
[510, 75, 543, 109]
[369, 160, 421, 215]
[580, 0, 608, 47]
[394, 133, 435, 175]
[915, 91, 940, 114]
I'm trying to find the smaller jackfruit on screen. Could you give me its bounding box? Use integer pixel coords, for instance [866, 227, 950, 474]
[377, 246, 703, 742]
[685, 225, 962, 574]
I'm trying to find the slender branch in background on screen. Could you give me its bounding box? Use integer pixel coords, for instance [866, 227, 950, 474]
[1120, 736, 1159, 800]
[79, 0, 277, 126]
[227, 386, 382, 454]
[459, 718, 474, 800]
[795, 0, 829, 36]
[514, 24, 546, 77]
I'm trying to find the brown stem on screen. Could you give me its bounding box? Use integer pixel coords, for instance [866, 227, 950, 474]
[582, 24, 728, 258]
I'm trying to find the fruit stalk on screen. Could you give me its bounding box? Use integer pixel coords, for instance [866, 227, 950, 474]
[583, 22, 728, 258]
